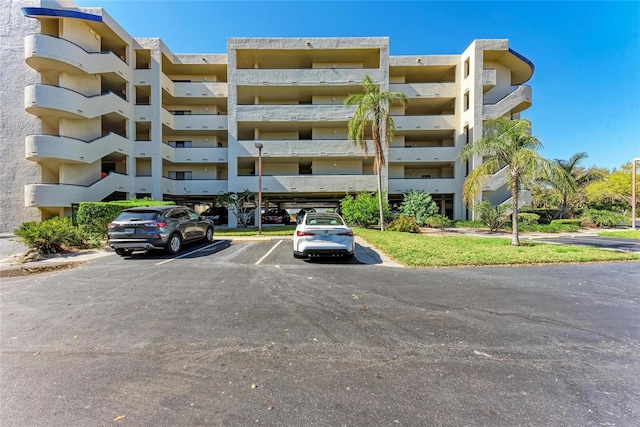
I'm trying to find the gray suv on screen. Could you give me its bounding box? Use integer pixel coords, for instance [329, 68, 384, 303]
[108, 206, 215, 256]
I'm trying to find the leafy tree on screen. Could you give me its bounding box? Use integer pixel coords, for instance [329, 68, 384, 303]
[457, 117, 573, 246]
[217, 190, 256, 227]
[586, 163, 635, 211]
[398, 190, 438, 226]
[341, 191, 390, 228]
[546, 152, 604, 218]
[345, 75, 408, 231]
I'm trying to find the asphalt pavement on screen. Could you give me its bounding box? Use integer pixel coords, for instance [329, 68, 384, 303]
[1, 238, 639, 426]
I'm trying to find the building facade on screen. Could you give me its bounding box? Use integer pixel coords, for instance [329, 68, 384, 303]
[1, 0, 534, 231]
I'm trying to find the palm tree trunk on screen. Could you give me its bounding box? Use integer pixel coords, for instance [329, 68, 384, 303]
[377, 166, 385, 231]
[511, 170, 520, 246]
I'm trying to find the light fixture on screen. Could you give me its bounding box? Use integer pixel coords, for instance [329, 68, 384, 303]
[416, 58, 422, 63]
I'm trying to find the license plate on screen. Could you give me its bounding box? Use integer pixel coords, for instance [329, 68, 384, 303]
[124, 228, 135, 234]
[319, 234, 332, 240]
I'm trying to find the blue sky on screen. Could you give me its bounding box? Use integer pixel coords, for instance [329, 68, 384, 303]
[75, 0, 640, 171]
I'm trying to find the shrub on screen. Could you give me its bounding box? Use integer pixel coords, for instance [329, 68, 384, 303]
[580, 209, 627, 228]
[398, 190, 438, 226]
[475, 201, 508, 231]
[517, 212, 540, 225]
[551, 219, 582, 226]
[341, 191, 390, 228]
[519, 207, 557, 224]
[424, 214, 452, 230]
[76, 198, 170, 239]
[388, 215, 420, 233]
[515, 222, 580, 233]
[14, 217, 88, 255]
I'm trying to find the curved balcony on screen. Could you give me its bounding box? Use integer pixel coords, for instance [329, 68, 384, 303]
[230, 175, 377, 193]
[483, 85, 532, 119]
[25, 34, 131, 79]
[25, 172, 131, 207]
[26, 133, 131, 164]
[25, 84, 133, 119]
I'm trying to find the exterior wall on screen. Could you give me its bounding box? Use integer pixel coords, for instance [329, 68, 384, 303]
[1, 0, 42, 231]
[4, 0, 533, 230]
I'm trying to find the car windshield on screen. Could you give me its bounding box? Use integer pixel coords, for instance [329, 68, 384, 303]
[115, 211, 161, 221]
[305, 215, 344, 226]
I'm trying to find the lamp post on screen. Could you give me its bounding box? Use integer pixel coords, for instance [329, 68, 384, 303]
[633, 158, 639, 230]
[255, 142, 263, 236]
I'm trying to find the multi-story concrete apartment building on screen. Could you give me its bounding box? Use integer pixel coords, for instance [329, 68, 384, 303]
[0, 0, 533, 231]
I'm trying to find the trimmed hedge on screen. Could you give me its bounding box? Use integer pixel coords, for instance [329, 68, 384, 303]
[76, 198, 172, 239]
[580, 209, 627, 228]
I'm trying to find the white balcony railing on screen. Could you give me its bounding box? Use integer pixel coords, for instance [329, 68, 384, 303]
[25, 33, 131, 79]
[235, 68, 381, 86]
[161, 108, 228, 130]
[393, 115, 457, 131]
[388, 178, 459, 195]
[25, 84, 133, 119]
[483, 85, 532, 119]
[26, 133, 131, 164]
[389, 82, 456, 98]
[388, 147, 458, 163]
[235, 104, 356, 122]
[25, 173, 132, 207]
[229, 175, 377, 193]
[161, 178, 228, 195]
[235, 140, 373, 157]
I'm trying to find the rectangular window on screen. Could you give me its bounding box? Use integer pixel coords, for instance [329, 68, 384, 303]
[463, 91, 470, 111]
[168, 171, 192, 180]
[464, 57, 470, 78]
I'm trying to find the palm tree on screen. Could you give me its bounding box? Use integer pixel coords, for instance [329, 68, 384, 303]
[549, 152, 604, 218]
[345, 75, 408, 231]
[458, 117, 572, 246]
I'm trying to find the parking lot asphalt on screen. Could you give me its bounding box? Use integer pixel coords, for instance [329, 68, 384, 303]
[1, 238, 639, 426]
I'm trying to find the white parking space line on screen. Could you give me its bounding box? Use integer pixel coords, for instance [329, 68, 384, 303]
[255, 239, 283, 265]
[155, 240, 226, 265]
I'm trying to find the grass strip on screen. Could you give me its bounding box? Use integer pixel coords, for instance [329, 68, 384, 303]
[355, 228, 640, 267]
[598, 230, 640, 240]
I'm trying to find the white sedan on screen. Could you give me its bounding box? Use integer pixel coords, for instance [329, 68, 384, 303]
[293, 212, 355, 260]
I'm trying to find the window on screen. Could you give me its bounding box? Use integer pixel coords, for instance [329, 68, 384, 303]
[463, 91, 470, 111]
[168, 141, 192, 148]
[168, 171, 192, 180]
[464, 57, 470, 78]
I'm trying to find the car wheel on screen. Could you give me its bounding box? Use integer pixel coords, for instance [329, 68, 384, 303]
[166, 233, 182, 254]
[205, 227, 214, 242]
[344, 253, 354, 260]
[115, 248, 133, 257]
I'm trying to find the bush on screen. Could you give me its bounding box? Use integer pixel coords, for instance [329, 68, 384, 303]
[519, 208, 557, 224]
[551, 219, 582, 226]
[424, 214, 452, 230]
[341, 191, 390, 228]
[517, 212, 540, 225]
[388, 215, 420, 233]
[14, 217, 88, 255]
[515, 222, 580, 233]
[580, 209, 627, 228]
[76, 198, 170, 239]
[475, 201, 508, 231]
[398, 190, 438, 226]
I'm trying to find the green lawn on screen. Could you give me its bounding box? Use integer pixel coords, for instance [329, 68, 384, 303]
[598, 230, 640, 240]
[355, 228, 640, 268]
